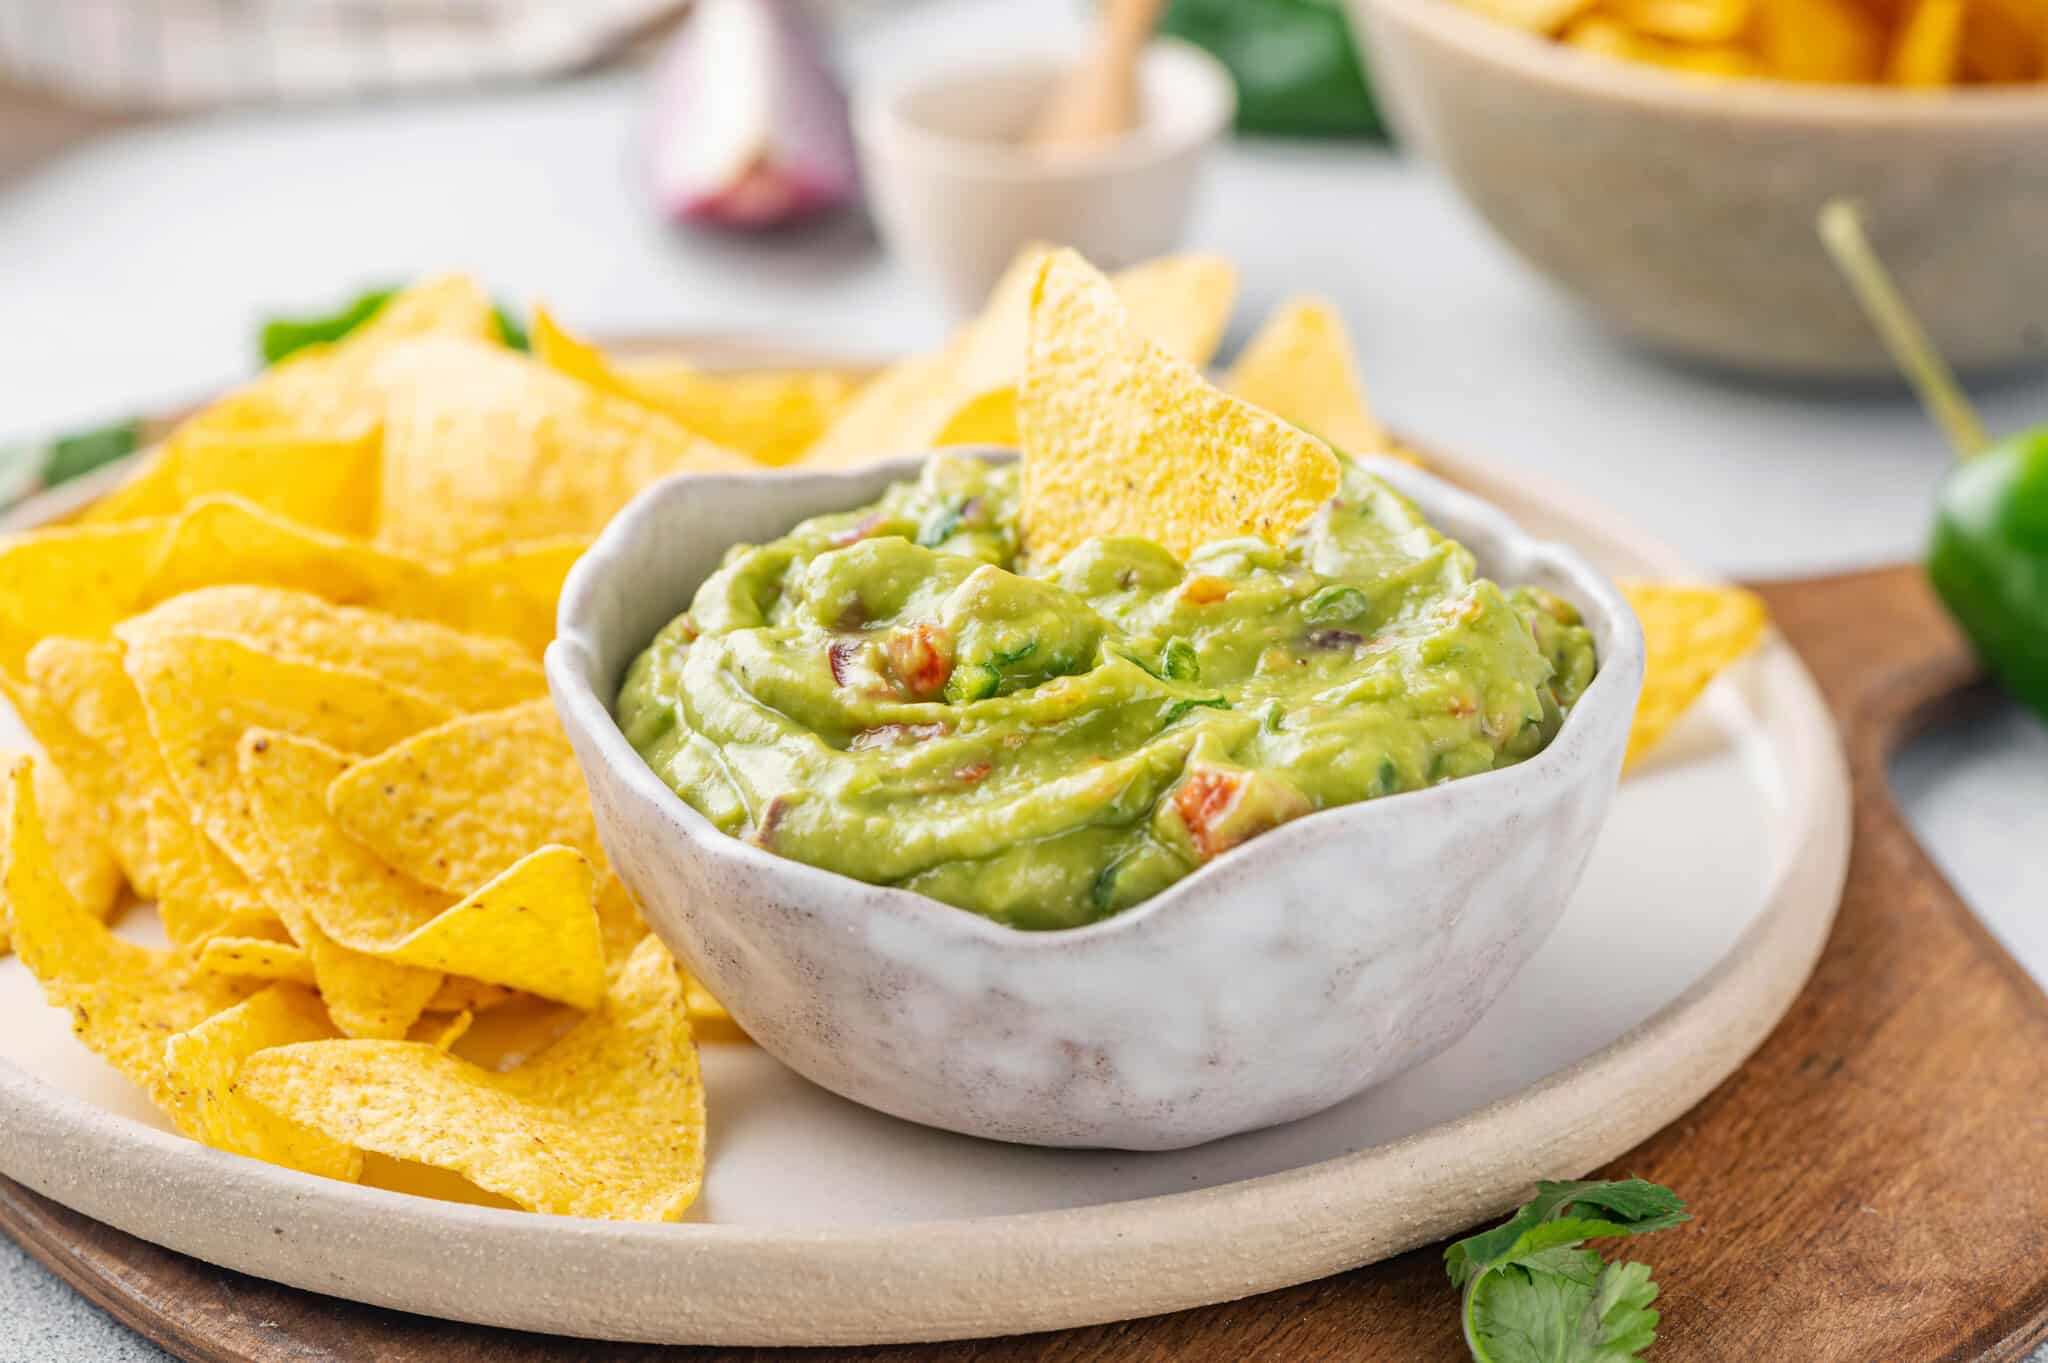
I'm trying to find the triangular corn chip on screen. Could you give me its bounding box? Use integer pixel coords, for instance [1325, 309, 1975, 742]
[1226, 298, 1389, 458]
[326, 699, 599, 895]
[160, 984, 363, 1180]
[2, 757, 248, 1111]
[198, 935, 316, 986]
[1622, 582, 1769, 770]
[374, 337, 752, 558]
[0, 520, 170, 673]
[123, 632, 454, 876]
[240, 732, 605, 1010]
[1019, 250, 1341, 563]
[0, 668, 155, 897]
[239, 935, 705, 1221]
[27, 637, 275, 948]
[804, 248, 1238, 465]
[531, 307, 855, 467]
[119, 586, 544, 714]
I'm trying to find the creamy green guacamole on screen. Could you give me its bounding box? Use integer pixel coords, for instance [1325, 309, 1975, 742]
[616, 455, 1596, 930]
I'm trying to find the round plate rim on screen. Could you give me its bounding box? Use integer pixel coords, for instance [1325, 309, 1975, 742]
[0, 338, 1852, 1347]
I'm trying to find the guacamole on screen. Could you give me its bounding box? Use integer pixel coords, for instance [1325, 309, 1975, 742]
[616, 455, 1597, 930]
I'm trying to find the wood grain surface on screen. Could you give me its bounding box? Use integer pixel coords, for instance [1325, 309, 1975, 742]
[4, 562, 2045, 1363]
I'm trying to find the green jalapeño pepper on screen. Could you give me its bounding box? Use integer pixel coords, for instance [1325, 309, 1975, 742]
[1929, 430, 2048, 717]
[1160, 0, 1388, 140]
[1822, 200, 2048, 723]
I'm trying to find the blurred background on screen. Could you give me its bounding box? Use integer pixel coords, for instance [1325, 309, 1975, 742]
[0, 0, 2042, 962]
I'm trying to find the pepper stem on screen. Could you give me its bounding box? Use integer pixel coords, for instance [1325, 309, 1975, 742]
[1818, 198, 1989, 461]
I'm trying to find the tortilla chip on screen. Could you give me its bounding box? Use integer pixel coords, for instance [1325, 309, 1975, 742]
[161, 430, 380, 537]
[1019, 250, 1342, 563]
[1752, 0, 1884, 80]
[1600, 0, 1752, 41]
[123, 632, 454, 876]
[26, 637, 274, 948]
[1887, 0, 1966, 83]
[0, 668, 147, 902]
[25, 755, 123, 924]
[198, 935, 316, 986]
[375, 337, 751, 558]
[119, 586, 544, 714]
[428, 536, 588, 655]
[595, 876, 650, 969]
[81, 448, 183, 524]
[0, 519, 169, 673]
[160, 984, 362, 1180]
[238, 935, 705, 1221]
[425, 976, 519, 1014]
[532, 307, 856, 466]
[326, 699, 599, 896]
[240, 732, 604, 1009]
[1623, 582, 1769, 770]
[804, 248, 1238, 465]
[142, 494, 427, 609]
[2, 758, 248, 1111]
[344, 274, 500, 351]
[1226, 298, 1393, 460]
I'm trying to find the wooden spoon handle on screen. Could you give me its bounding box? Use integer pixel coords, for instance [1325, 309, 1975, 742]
[1026, 0, 1166, 151]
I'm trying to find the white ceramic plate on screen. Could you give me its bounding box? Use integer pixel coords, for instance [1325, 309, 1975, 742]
[0, 435, 1849, 1347]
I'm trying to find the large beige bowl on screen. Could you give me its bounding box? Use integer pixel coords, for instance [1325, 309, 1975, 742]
[1349, 0, 2048, 378]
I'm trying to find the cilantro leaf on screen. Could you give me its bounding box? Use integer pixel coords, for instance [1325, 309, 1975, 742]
[1468, 1255, 1661, 1363]
[1446, 1179, 1688, 1363]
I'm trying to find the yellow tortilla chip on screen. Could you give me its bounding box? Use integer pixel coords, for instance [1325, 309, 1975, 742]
[0, 669, 154, 897]
[2, 758, 248, 1111]
[26, 637, 274, 948]
[0, 519, 169, 674]
[416, 1008, 475, 1051]
[427, 536, 588, 657]
[239, 934, 705, 1222]
[425, 976, 519, 1014]
[118, 585, 544, 714]
[531, 307, 856, 467]
[198, 935, 316, 986]
[1887, 0, 1966, 83]
[81, 447, 184, 524]
[374, 337, 751, 558]
[1600, 0, 1752, 41]
[346, 274, 501, 351]
[160, 984, 362, 1180]
[1226, 298, 1393, 460]
[162, 429, 380, 538]
[24, 754, 123, 925]
[240, 732, 605, 1009]
[123, 632, 454, 876]
[142, 495, 427, 611]
[1019, 250, 1342, 563]
[1623, 582, 1769, 770]
[326, 699, 599, 896]
[1752, 0, 1885, 80]
[805, 249, 1239, 465]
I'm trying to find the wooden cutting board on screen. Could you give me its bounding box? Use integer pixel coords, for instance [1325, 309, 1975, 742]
[2, 562, 2044, 1362]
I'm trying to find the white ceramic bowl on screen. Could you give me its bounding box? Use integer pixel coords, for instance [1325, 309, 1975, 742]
[547, 451, 1644, 1150]
[852, 39, 1235, 315]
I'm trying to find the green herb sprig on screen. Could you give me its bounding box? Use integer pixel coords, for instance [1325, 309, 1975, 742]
[1445, 1178, 1689, 1363]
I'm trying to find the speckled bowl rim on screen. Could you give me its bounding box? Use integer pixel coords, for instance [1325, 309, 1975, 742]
[1358, 0, 2048, 126]
[549, 448, 1644, 951]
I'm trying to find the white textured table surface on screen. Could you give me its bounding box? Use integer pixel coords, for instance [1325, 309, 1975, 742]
[0, 0, 2043, 1357]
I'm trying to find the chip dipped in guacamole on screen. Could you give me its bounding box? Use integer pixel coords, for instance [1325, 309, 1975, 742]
[615, 453, 1597, 929]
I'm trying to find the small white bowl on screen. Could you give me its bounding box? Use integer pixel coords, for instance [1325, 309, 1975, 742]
[547, 450, 1644, 1150]
[853, 40, 1235, 314]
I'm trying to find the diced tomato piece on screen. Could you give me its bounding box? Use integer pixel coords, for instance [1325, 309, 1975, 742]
[1173, 769, 1244, 862]
[882, 623, 953, 700]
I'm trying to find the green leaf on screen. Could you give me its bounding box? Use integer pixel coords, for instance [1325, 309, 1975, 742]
[493, 303, 530, 352]
[1160, 637, 1200, 682]
[1467, 1256, 1662, 1363]
[1446, 1180, 1686, 1363]
[0, 420, 142, 507]
[1162, 695, 1229, 724]
[1446, 1180, 1688, 1287]
[260, 287, 397, 364]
